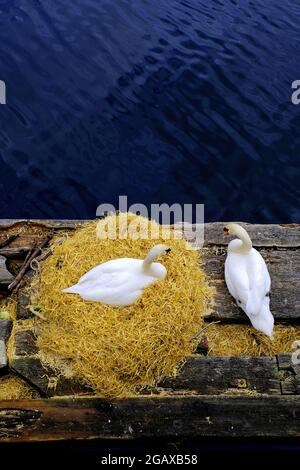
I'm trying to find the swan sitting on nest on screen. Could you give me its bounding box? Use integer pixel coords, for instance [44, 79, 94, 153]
[62, 244, 171, 307]
[223, 223, 274, 338]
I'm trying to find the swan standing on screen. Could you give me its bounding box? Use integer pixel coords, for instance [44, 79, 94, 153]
[223, 223, 274, 338]
[62, 244, 171, 307]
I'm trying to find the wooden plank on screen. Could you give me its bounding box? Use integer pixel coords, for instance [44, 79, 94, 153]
[0, 408, 41, 440]
[0, 220, 298, 243]
[278, 354, 300, 395]
[159, 356, 281, 395]
[0, 219, 86, 230]
[203, 247, 300, 323]
[11, 354, 282, 397]
[0, 395, 300, 441]
[11, 357, 93, 397]
[14, 330, 39, 356]
[202, 222, 300, 248]
[16, 291, 34, 320]
[0, 220, 298, 247]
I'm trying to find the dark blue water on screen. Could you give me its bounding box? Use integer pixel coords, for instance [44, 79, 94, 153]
[0, 0, 299, 222]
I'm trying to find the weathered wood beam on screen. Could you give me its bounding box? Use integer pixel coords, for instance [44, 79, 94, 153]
[11, 357, 93, 398]
[11, 347, 284, 397]
[159, 356, 281, 395]
[0, 219, 86, 230]
[0, 220, 299, 247]
[202, 222, 300, 248]
[0, 395, 300, 441]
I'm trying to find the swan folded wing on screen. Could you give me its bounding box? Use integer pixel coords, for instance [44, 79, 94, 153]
[77, 271, 131, 289]
[77, 258, 139, 285]
[74, 271, 153, 302]
[101, 289, 143, 307]
[79, 282, 143, 306]
[245, 250, 271, 316]
[225, 257, 250, 307]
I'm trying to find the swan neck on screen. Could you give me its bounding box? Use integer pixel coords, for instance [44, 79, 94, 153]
[142, 249, 157, 270]
[235, 227, 252, 252]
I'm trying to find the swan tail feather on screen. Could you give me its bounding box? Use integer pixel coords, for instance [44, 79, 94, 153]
[62, 285, 80, 294]
[258, 303, 274, 338]
[249, 300, 274, 338]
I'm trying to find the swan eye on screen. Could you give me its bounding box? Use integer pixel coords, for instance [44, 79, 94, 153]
[266, 292, 270, 297]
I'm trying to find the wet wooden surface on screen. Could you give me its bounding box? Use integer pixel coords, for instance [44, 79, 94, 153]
[0, 395, 300, 441]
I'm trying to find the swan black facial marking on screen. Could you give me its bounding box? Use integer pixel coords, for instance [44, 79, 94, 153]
[166, 248, 171, 253]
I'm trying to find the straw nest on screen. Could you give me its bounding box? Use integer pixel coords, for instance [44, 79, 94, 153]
[0, 375, 34, 400]
[205, 323, 300, 356]
[32, 214, 212, 397]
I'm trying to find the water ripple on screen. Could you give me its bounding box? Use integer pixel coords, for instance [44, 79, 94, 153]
[0, 0, 299, 221]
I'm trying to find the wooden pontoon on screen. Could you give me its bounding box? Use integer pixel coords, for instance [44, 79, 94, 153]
[0, 220, 299, 441]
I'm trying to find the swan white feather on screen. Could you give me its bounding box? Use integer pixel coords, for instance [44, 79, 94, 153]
[224, 223, 274, 338]
[62, 244, 170, 307]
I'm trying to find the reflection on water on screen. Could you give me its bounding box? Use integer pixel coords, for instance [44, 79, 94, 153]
[0, 0, 299, 221]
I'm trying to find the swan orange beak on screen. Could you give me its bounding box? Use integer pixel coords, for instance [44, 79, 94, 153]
[223, 227, 229, 236]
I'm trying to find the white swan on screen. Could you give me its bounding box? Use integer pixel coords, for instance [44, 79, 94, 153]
[62, 244, 171, 307]
[224, 223, 274, 338]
